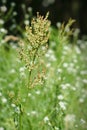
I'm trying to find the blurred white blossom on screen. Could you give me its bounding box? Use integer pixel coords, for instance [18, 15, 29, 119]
[0, 5, 7, 12]
[59, 101, 66, 110]
[42, 0, 55, 7]
[0, 19, 4, 25]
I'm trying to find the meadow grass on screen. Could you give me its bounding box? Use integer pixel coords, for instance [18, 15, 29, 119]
[0, 14, 87, 130]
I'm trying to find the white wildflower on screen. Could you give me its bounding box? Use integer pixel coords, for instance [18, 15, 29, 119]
[2, 0, 7, 3]
[0, 19, 4, 25]
[11, 2, 16, 7]
[0, 5, 7, 12]
[63, 45, 69, 51]
[50, 41, 56, 47]
[27, 112, 30, 116]
[57, 68, 62, 73]
[0, 28, 7, 34]
[0, 127, 4, 130]
[46, 63, 51, 68]
[57, 95, 64, 100]
[80, 70, 87, 75]
[9, 69, 16, 74]
[2, 97, 7, 103]
[54, 126, 59, 130]
[13, 11, 17, 16]
[27, 7, 32, 12]
[73, 28, 80, 37]
[80, 118, 86, 124]
[71, 87, 76, 91]
[82, 79, 87, 84]
[61, 83, 70, 89]
[21, 4, 25, 9]
[28, 93, 31, 97]
[35, 90, 41, 95]
[42, 0, 55, 7]
[56, 22, 61, 28]
[31, 111, 37, 115]
[50, 55, 56, 61]
[64, 114, 75, 122]
[75, 46, 81, 54]
[11, 103, 16, 108]
[15, 106, 20, 114]
[19, 67, 25, 72]
[59, 101, 66, 110]
[44, 116, 49, 123]
[0, 92, 2, 96]
[24, 20, 29, 25]
[79, 98, 84, 103]
[63, 62, 68, 68]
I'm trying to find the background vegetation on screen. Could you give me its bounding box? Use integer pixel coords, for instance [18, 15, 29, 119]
[0, 0, 87, 130]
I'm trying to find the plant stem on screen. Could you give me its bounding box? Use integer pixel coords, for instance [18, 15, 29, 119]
[18, 104, 22, 130]
[28, 47, 39, 88]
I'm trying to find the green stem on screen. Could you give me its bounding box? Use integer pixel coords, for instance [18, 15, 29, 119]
[28, 46, 39, 88]
[18, 104, 22, 130]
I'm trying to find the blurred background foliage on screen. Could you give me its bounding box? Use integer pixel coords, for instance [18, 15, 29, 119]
[0, 1, 87, 130]
[0, 0, 87, 36]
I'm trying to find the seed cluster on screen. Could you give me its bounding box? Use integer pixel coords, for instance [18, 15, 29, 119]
[19, 12, 50, 88]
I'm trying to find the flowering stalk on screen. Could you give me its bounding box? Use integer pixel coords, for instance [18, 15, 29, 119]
[17, 12, 50, 129]
[19, 12, 50, 88]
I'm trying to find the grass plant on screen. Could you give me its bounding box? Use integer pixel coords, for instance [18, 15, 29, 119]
[0, 13, 87, 130]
